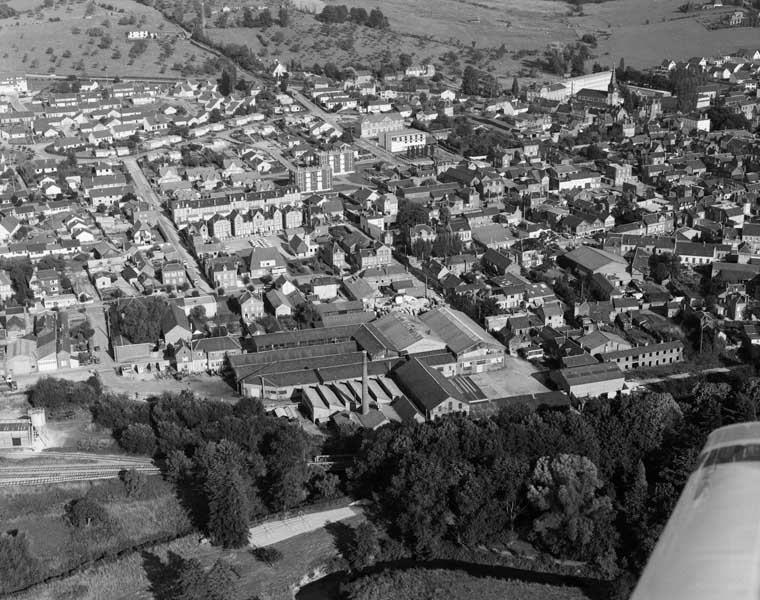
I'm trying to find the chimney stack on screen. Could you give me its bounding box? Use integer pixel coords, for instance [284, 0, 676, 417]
[361, 351, 369, 415]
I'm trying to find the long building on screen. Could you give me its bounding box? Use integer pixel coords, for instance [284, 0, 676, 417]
[552, 362, 626, 399]
[601, 340, 684, 371]
[171, 187, 301, 224]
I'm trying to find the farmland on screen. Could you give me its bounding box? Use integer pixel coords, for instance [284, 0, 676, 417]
[1, 0, 757, 87]
[201, 0, 760, 85]
[0, 0, 219, 80]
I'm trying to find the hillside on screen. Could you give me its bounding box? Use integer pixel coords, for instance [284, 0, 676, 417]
[0, 0, 220, 80]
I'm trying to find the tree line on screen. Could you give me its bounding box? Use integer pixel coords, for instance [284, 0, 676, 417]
[317, 5, 389, 29]
[345, 373, 760, 595]
[90, 389, 339, 548]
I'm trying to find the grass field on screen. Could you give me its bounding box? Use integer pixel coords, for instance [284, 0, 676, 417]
[0, 0, 218, 80]
[16, 514, 363, 600]
[2, 476, 192, 597]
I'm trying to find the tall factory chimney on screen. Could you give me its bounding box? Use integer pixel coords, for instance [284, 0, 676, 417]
[361, 351, 369, 415]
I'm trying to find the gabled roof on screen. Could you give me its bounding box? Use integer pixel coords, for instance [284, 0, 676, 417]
[161, 303, 190, 334]
[192, 335, 241, 354]
[394, 357, 464, 412]
[419, 306, 503, 354]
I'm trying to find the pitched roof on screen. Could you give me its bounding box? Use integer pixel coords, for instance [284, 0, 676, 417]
[394, 357, 464, 412]
[419, 306, 503, 354]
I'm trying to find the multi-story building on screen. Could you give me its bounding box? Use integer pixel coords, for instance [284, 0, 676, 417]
[161, 262, 187, 288]
[359, 112, 405, 138]
[171, 187, 300, 224]
[379, 128, 429, 154]
[602, 341, 684, 371]
[318, 147, 355, 175]
[207, 257, 239, 291]
[292, 165, 332, 193]
[357, 243, 392, 270]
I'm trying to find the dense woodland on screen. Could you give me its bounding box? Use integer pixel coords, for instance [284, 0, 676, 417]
[345, 371, 760, 595]
[26, 379, 339, 553]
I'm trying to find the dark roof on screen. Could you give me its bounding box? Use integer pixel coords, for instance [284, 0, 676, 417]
[394, 358, 464, 412]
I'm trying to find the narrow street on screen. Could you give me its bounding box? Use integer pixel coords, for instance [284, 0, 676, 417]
[121, 156, 214, 295]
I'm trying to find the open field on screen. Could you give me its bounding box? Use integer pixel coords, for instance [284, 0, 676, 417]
[1, 476, 192, 597]
[0, 0, 218, 80]
[15, 514, 364, 600]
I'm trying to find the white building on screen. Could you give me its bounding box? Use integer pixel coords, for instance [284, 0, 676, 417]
[379, 128, 428, 153]
[0, 75, 28, 95]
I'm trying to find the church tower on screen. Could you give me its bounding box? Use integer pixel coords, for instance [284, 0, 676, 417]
[607, 67, 620, 106]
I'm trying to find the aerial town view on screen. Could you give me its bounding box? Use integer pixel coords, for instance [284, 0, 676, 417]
[1, 0, 760, 598]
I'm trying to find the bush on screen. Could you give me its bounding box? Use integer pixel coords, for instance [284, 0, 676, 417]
[252, 546, 283, 565]
[66, 496, 112, 530]
[120, 468, 149, 498]
[0, 530, 39, 595]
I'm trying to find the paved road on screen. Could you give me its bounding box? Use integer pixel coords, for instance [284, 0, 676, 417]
[121, 157, 213, 294]
[629, 366, 731, 386]
[252, 140, 296, 171]
[248, 505, 363, 547]
[5, 94, 28, 113]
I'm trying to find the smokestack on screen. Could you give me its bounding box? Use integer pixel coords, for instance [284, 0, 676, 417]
[361, 351, 369, 415]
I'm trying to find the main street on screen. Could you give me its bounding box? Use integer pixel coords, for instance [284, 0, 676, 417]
[121, 156, 214, 295]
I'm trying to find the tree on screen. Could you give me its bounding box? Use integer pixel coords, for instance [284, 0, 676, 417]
[256, 8, 273, 28]
[120, 422, 158, 455]
[120, 468, 149, 498]
[219, 65, 236, 96]
[461, 66, 479, 95]
[109, 296, 167, 343]
[399, 53, 413, 70]
[278, 5, 289, 26]
[189, 304, 208, 327]
[242, 7, 256, 27]
[511, 76, 520, 97]
[708, 102, 751, 130]
[527, 454, 618, 572]
[349, 6, 368, 24]
[202, 442, 251, 548]
[262, 424, 310, 511]
[367, 8, 388, 28]
[351, 522, 380, 570]
[166, 557, 233, 600]
[649, 252, 681, 284]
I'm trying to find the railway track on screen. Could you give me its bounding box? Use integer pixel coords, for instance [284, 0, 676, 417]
[0, 452, 160, 486]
